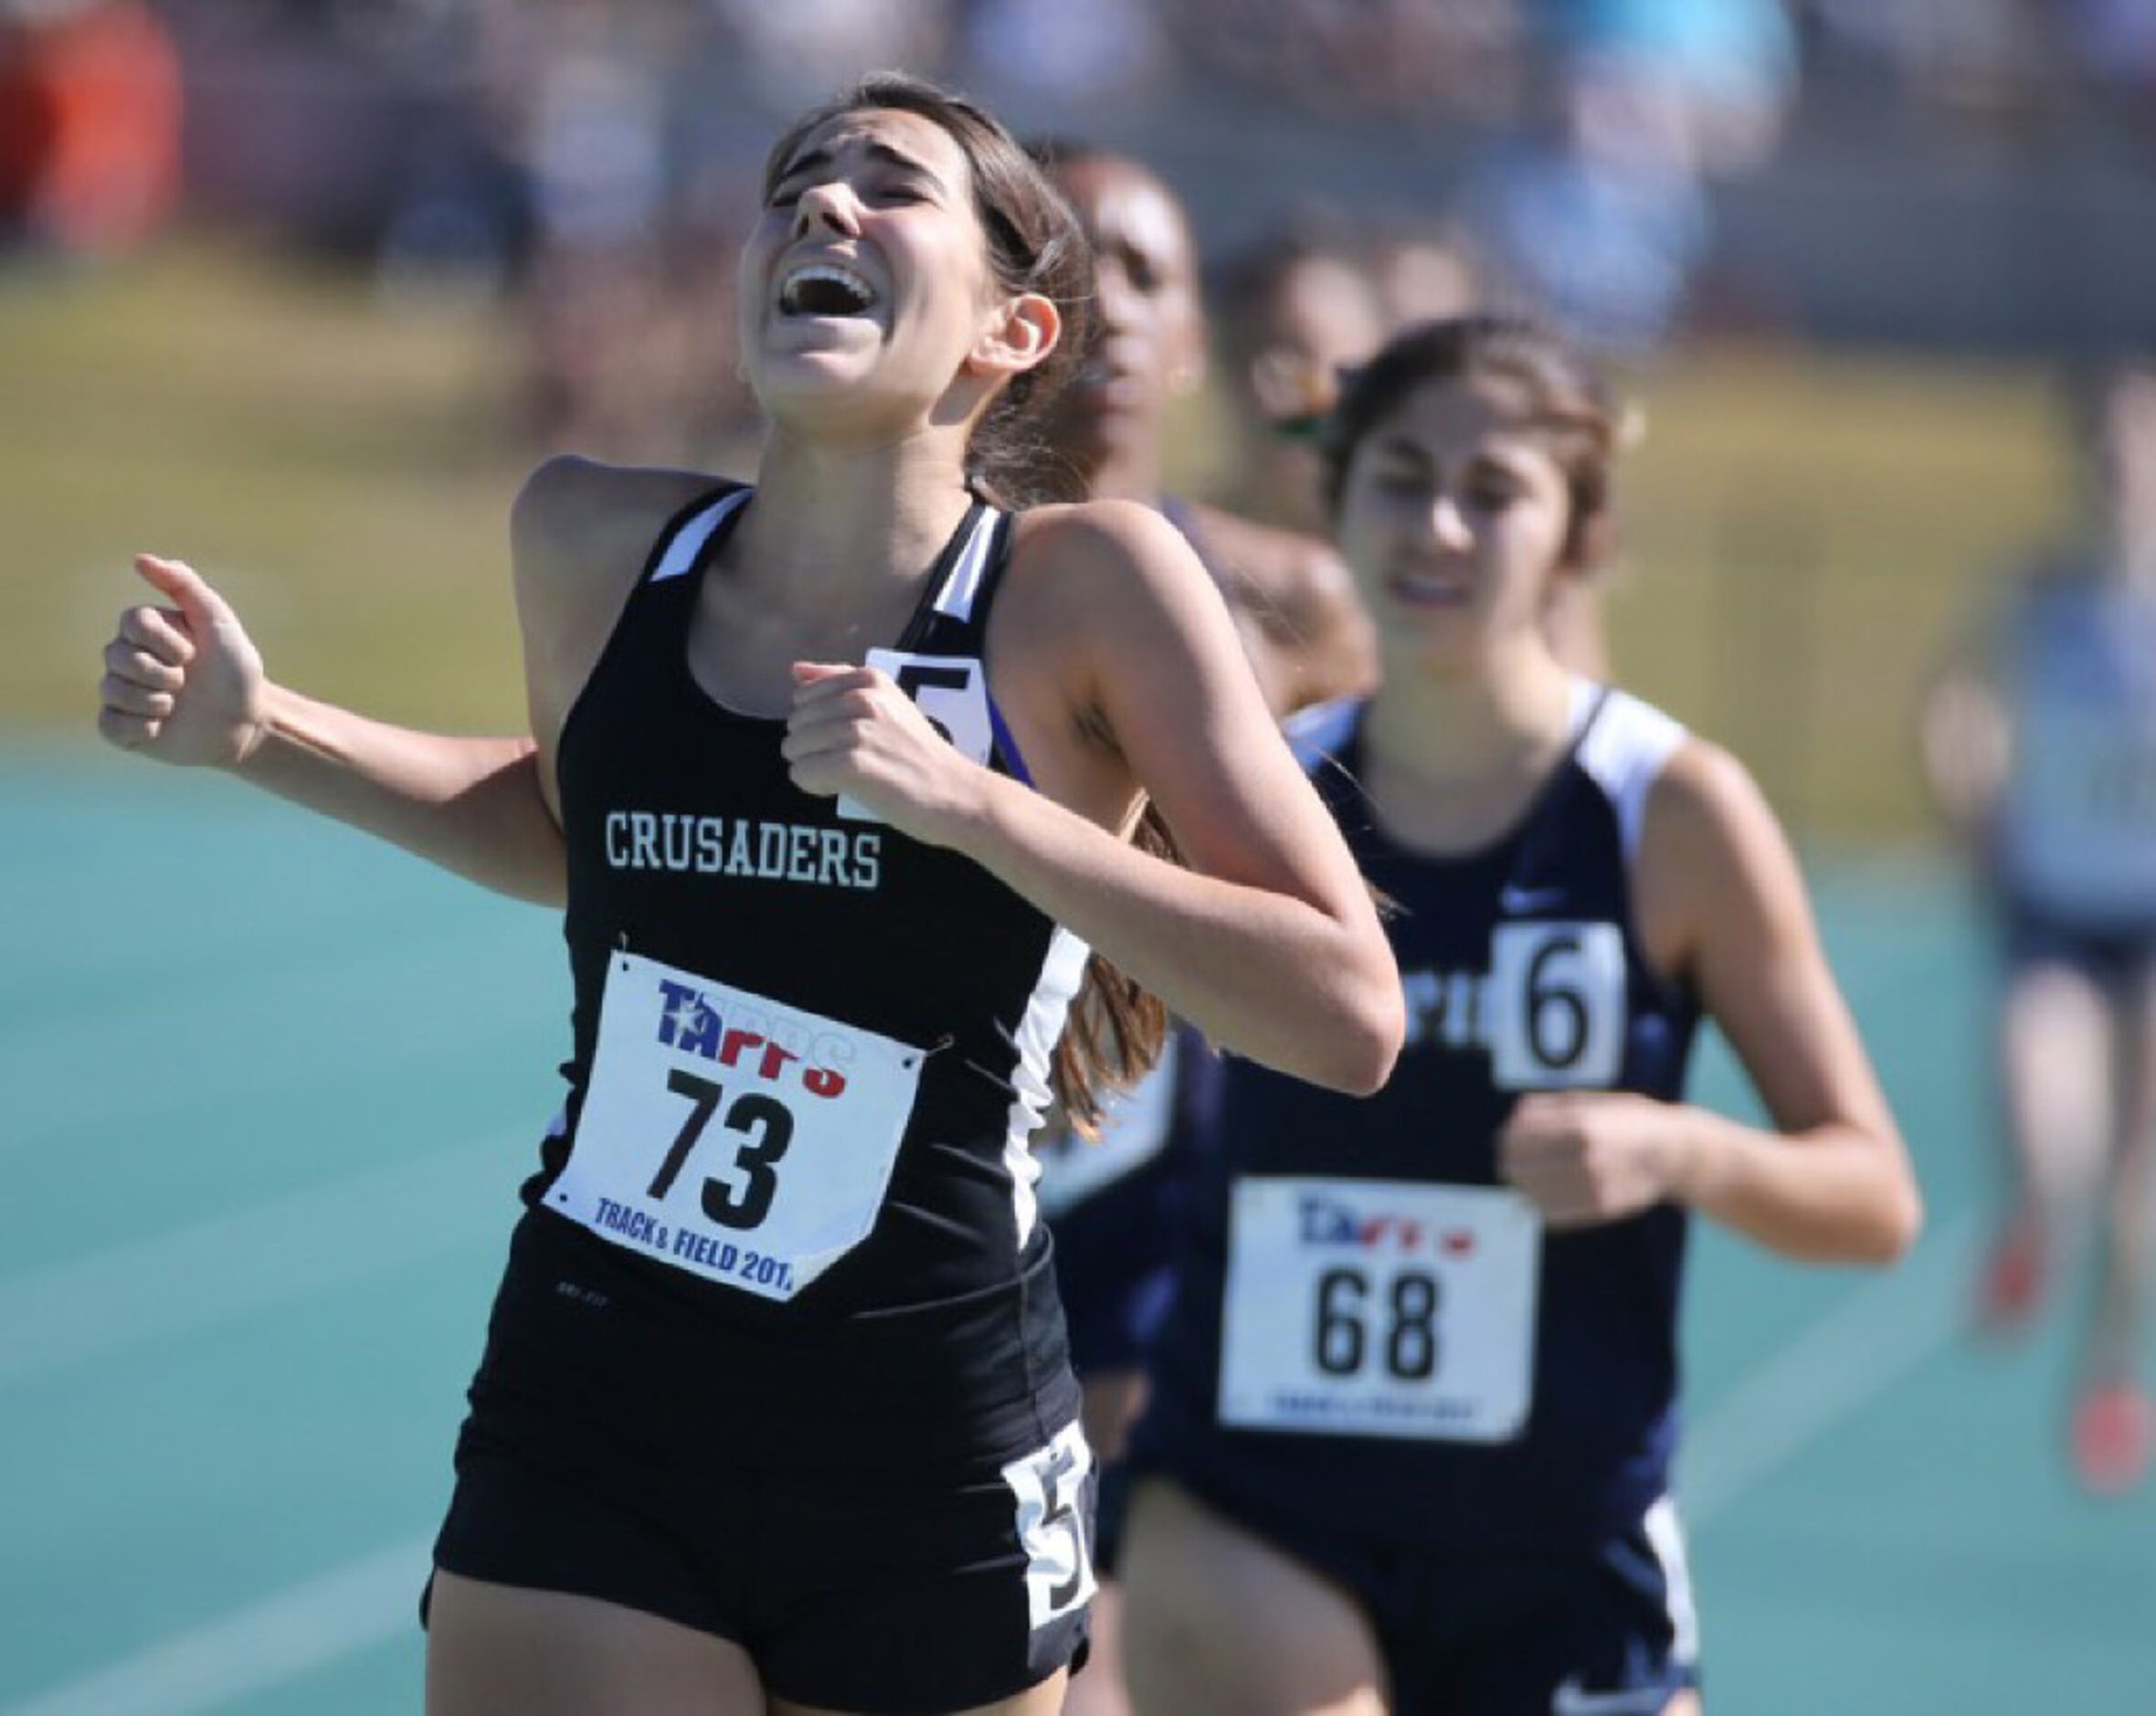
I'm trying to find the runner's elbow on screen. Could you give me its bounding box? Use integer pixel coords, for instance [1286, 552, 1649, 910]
[1866, 1178, 1925, 1266]
[1311, 979, 1406, 1096]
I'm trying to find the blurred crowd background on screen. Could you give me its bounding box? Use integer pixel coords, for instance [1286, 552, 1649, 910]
[5, 0, 2156, 849]
[5, 8, 2156, 1710]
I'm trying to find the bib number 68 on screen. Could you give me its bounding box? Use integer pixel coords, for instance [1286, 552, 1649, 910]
[1313, 1266, 1441, 1382]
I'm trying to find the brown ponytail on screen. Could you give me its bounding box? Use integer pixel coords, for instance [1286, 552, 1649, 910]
[1052, 804, 1178, 1134]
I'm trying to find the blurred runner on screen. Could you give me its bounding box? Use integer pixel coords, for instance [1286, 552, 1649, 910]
[1121, 313, 1920, 1716]
[1924, 351, 2156, 1494]
[1026, 140, 1377, 1716]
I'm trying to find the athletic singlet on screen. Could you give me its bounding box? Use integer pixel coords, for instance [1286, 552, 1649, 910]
[1136, 683, 1700, 1549]
[491, 485, 1086, 1463]
[1993, 565, 2156, 927]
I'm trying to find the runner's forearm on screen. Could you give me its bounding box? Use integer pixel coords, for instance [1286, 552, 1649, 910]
[945, 769, 1400, 1094]
[231, 683, 565, 905]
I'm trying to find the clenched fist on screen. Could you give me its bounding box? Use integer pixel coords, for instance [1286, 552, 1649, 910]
[1498, 1090, 1689, 1229]
[97, 554, 267, 768]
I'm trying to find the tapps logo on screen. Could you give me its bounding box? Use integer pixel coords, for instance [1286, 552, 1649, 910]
[1298, 1193, 1476, 1259]
[655, 980, 851, 1099]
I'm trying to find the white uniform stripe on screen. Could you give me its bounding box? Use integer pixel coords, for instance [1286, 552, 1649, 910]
[649, 489, 751, 583]
[1643, 1494, 1701, 1667]
[1002, 924, 1091, 1248]
[933, 507, 1001, 621]
[1571, 681, 1687, 866]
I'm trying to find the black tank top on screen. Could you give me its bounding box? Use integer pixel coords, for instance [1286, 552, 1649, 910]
[494, 485, 1085, 1465]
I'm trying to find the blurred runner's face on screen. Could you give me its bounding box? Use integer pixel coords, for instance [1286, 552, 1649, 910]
[742, 109, 999, 429]
[1052, 159, 1204, 460]
[1246, 253, 1384, 424]
[1336, 374, 1570, 671]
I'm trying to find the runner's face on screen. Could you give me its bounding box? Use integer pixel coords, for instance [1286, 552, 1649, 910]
[1335, 374, 1570, 670]
[1046, 159, 1204, 463]
[1243, 253, 1384, 425]
[741, 109, 1003, 429]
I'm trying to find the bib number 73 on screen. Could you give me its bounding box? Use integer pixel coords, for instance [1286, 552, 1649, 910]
[648, 1069, 792, 1230]
[552, 952, 924, 1301]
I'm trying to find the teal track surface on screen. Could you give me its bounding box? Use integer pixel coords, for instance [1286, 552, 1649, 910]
[5, 751, 2151, 1714]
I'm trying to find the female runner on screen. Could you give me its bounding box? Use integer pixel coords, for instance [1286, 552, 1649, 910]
[1924, 352, 2156, 1491]
[94, 73, 1401, 1716]
[1119, 314, 1921, 1716]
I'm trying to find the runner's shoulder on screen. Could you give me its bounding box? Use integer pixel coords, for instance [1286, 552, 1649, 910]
[1008, 497, 1213, 628]
[513, 456, 739, 600]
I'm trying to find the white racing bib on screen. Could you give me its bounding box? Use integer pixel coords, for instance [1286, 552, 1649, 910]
[549, 950, 925, 1301]
[1218, 1177, 1541, 1443]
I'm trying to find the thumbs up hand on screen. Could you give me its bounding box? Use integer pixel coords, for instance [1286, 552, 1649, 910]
[97, 554, 269, 768]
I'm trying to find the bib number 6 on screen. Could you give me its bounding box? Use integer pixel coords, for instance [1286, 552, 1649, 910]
[648, 1070, 794, 1230]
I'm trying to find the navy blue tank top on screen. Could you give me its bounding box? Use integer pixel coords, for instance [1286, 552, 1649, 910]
[1136, 683, 1701, 1547]
[493, 486, 1087, 1464]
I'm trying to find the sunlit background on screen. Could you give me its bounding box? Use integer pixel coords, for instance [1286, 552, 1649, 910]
[5, 4, 2153, 1712]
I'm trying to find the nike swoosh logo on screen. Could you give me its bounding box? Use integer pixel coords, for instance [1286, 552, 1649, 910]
[1500, 884, 1566, 913]
[1550, 1679, 1675, 1716]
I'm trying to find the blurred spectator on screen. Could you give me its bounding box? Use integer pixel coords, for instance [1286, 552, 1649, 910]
[956, 0, 1175, 107]
[2057, 0, 2156, 91]
[1451, 2, 1797, 352]
[1922, 352, 2156, 1495]
[1367, 218, 1485, 332]
[458, 0, 758, 465]
[1210, 217, 1387, 532]
[1165, 0, 1527, 125]
[521, 22, 668, 257]
[1797, 0, 2052, 122]
[0, 0, 181, 261]
[1531, 0, 1800, 173]
[1455, 50, 1714, 354]
[707, 0, 951, 110]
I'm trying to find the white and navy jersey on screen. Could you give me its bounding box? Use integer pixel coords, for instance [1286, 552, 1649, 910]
[1134, 683, 1702, 1550]
[491, 486, 1086, 1470]
[1992, 566, 2156, 928]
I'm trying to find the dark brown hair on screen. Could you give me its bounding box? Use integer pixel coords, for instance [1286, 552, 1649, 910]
[1050, 806, 1178, 1136]
[1320, 312, 1630, 574]
[761, 73, 1095, 508]
[766, 81, 1159, 1128]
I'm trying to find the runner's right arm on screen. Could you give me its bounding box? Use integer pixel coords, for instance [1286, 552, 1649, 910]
[98, 552, 566, 906]
[97, 461, 714, 906]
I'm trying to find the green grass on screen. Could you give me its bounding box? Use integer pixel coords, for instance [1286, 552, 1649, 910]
[3, 240, 530, 736]
[1615, 348, 2071, 840]
[3, 239, 2077, 840]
